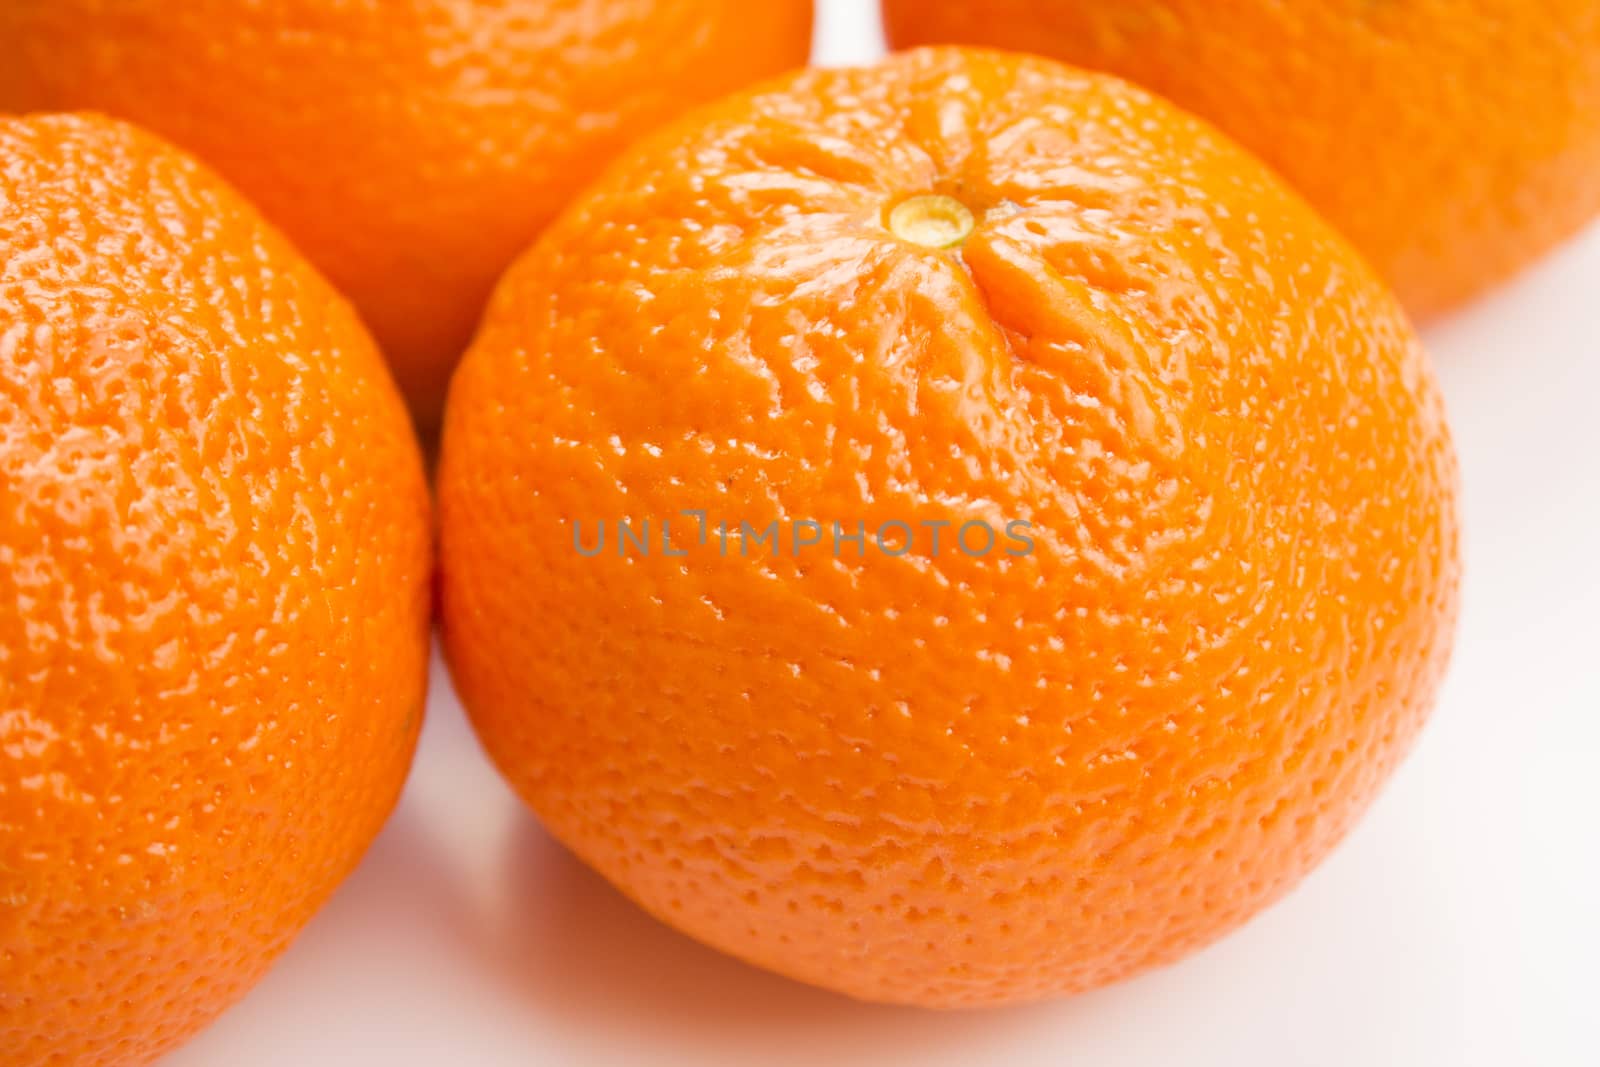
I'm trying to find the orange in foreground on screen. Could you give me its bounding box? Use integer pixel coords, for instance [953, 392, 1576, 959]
[884, 0, 1600, 319]
[0, 115, 431, 1065]
[0, 0, 815, 429]
[440, 48, 1462, 1008]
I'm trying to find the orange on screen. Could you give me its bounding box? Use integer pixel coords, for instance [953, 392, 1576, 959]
[0, 114, 431, 1064]
[883, 0, 1600, 319]
[0, 0, 816, 431]
[437, 48, 1461, 1008]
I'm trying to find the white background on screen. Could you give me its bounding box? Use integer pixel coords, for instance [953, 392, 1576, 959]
[173, 3, 1600, 1064]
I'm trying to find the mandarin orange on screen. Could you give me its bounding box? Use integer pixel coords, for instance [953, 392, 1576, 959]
[0, 114, 431, 1064]
[0, 0, 816, 429]
[437, 48, 1461, 1007]
[883, 0, 1600, 319]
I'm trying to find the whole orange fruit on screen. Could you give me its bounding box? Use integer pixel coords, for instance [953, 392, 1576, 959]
[438, 48, 1461, 1007]
[0, 114, 431, 1064]
[0, 0, 815, 430]
[884, 0, 1600, 319]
